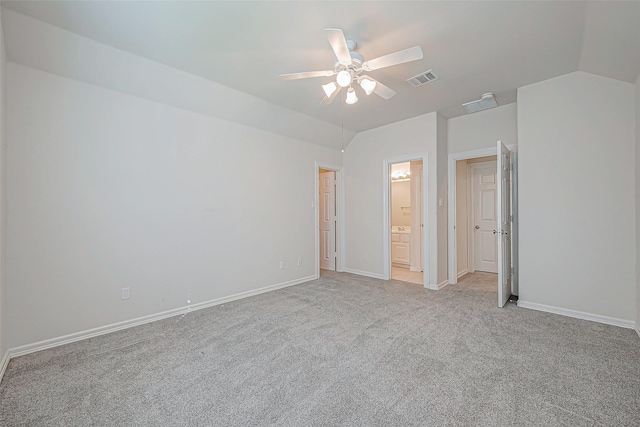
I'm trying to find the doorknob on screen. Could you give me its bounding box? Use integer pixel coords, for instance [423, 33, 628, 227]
[492, 230, 497, 234]
[475, 225, 480, 229]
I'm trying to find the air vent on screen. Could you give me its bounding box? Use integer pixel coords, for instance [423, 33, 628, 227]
[406, 70, 438, 87]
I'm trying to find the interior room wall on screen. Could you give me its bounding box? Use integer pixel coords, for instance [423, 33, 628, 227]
[5, 63, 342, 350]
[518, 71, 636, 323]
[448, 103, 517, 154]
[436, 114, 448, 286]
[391, 181, 411, 227]
[1, 9, 354, 151]
[343, 112, 444, 286]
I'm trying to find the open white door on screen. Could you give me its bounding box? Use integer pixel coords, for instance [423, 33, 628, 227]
[319, 171, 336, 270]
[496, 141, 512, 307]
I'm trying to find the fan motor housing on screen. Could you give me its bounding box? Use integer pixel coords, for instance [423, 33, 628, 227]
[334, 51, 364, 71]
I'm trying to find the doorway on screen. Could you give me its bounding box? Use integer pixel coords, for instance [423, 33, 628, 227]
[383, 154, 428, 287]
[447, 143, 518, 307]
[389, 161, 423, 284]
[316, 162, 342, 277]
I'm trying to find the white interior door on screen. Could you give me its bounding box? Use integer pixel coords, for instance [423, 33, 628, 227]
[497, 142, 512, 307]
[319, 171, 336, 270]
[472, 163, 498, 273]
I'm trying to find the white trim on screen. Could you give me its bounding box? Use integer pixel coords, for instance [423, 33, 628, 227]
[447, 156, 456, 283]
[315, 162, 344, 276]
[342, 268, 385, 280]
[425, 279, 449, 291]
[383, 153, 429, 287]
[8, 275, 316, 359]
[447, 145, 516, 284]
[0, 350, 9, 384]
[457, 268, 468, 279]
[517, 300, 636, 329]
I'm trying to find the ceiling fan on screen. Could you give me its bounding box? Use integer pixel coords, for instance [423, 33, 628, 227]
[280, 28, 424, 105]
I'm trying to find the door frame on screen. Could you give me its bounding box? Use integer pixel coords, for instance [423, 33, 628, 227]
[447, 145, 517, 285]
[467, 160, 498, 274]
[383, 153, 429, 288]
[315, 161, 344, 278]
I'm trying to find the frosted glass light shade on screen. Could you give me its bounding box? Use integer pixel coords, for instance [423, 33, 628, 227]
[345, 87, 358, 104]
[336, 70, 352, 88]
[359, 77, 377, 95]
[322, 82, 337, 98]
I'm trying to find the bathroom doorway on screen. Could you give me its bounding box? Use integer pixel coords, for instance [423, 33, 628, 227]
[389, 160, 423, 284]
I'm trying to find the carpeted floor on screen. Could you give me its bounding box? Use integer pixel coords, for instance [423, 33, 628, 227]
[1, 272, 639, 426]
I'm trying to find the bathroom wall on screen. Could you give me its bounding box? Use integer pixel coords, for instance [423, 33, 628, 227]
[391, 180, 411, 226]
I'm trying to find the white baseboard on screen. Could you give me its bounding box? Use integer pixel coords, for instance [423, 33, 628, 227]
[457, 269, 468, 279]
[425, 280, 449, 291]
[8, 275, 317, 359]
[342, 268, 385, 280]
[517, 300, 635, 329]
[0, 350, 9, 384]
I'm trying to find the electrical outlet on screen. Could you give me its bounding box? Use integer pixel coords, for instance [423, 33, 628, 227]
[363, 253, 367, 260]
[279, 261, 285, 270]
[121, 287, 130, 300]
[297, 258, 301, 266]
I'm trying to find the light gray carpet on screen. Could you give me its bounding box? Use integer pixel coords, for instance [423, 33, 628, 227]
[1, 272, 639, 426]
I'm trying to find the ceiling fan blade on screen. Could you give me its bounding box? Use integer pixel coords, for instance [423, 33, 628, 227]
[325, 28, 352, 65]
[280, 70, 335, 80]
[321, 86, 342, 105]
[362, 46, 423, 72]
[365, 77, 396, 100]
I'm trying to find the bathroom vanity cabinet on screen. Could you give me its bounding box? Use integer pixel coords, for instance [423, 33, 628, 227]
[391, 232, 411, 266]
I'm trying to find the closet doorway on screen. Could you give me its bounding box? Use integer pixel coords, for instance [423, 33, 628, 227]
[316, 162, 343, 277]
[447, 143, 518, 307]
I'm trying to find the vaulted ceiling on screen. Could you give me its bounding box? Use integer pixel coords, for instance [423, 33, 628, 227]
[2, 1, 639, 138]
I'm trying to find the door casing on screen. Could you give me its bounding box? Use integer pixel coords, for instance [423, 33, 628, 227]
[319, 170, 337, 271]
[447, 144, 517, 285]
[383, 153, 429, 288]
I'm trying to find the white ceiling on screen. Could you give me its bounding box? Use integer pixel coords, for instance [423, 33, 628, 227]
[2, 1, 639, 135]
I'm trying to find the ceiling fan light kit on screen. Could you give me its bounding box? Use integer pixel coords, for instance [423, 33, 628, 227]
[345, 87, 358, 105]
[280, 28, 424, 106]
[336, 70, 352, 87]
[322, 82, 337, 98]
[359, 77, 377, 95]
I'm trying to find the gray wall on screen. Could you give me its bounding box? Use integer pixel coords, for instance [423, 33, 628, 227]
[518, 72, 635, 323]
